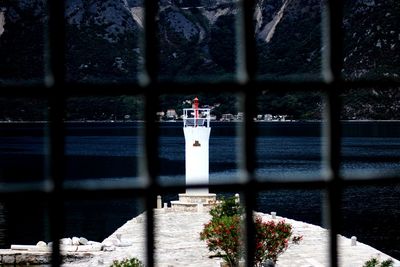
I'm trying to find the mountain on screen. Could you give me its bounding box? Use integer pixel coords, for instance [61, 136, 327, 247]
[1, 0, 398, 81]
[0, 0, 46, 81]
[343, 0, 400, 81]
[0, 0, 399, 120]
[64, 0, 142, 82]
[256, 0, 322, 78]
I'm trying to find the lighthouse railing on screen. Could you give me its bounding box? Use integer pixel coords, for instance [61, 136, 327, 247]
[183, 108, 210, 128]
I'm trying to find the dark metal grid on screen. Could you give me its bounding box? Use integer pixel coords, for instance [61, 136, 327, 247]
[323, 0, 344, 266]
[0, 0, 398, 267]
[46, 0, 66, 265]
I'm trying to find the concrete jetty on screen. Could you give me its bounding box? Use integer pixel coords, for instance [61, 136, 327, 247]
[60, 209, 399, 267]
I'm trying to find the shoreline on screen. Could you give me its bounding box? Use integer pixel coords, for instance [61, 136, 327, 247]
[2, 119, 400, 123]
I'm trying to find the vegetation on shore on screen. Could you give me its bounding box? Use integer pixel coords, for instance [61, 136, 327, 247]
[1, 88, 400, 122]
[110, 257, 144, 267]
[363, 257, 394, 267]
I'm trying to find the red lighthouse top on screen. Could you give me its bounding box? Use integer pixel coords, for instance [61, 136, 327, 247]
[193, 97, 199, 109]
[183, 97, 210, 128]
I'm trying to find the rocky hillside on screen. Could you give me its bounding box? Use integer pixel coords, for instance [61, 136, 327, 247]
[0, 0, 46, 81]
[0, 0, 398, 119]
[0, 0, 398, 81]
[256, 0, 322, 78]
[343, 0, 400, 81]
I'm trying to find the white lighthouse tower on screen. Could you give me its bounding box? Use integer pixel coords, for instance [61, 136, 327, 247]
[171, 97, 216, 211]
[184, 97, 210, 194]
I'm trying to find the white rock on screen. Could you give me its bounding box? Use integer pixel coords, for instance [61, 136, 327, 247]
[103, 237, 121, 246]
[351, 236, 357, 246]
[35, 246, 51, 252]
[88, 241, 102, 246]
[72, 237, 80, 245]
[60, 245, 78, 252]
[102, 245, 116, 251]
[79, 237, 88, 245]
[77, 245, 102, 252]
[102, 239, 112, 246]
[101, 238, 118, 251]
[36, 241, 47, 247]
[117, 241, 133, 247]
[91, 243, 104, 251]
[11, 245, 36, 250]
[60, 238, 72, 245]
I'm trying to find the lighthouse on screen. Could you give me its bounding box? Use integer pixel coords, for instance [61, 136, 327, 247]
[171, 97, 216, 211]
[183, 97, 211, 194]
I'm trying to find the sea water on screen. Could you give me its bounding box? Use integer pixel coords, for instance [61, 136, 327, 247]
[0, 121, 399, 259]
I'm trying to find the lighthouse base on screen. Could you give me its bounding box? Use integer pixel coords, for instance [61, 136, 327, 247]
[171, 193, 217, 212]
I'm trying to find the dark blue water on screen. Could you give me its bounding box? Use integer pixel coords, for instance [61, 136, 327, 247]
[0, 122, 399, 259]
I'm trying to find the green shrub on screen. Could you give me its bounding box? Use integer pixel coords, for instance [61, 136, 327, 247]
[209, 196, 242, 219]
[110, 257, 144, 267]
[200, 196, 302, 267]
[363, 257, 394, 267]
[200, 214, 243, 266]
[254, 216, 295, 264]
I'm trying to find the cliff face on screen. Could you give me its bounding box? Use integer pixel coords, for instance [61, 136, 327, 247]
[0, 0, 398, 81]
[341, 0, 400, 120]
[63, 0, 142, 82]
[0, 0, 46, 81]
[255, 0, 322, 78]
[343, 0, 400, 81]
[0, 0, 399, 120]
[65, 0, 140, 42]
[0, 10, 5, 37]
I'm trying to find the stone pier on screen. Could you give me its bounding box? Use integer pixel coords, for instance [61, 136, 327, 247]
[1, 208, 399, 266]
[170, 193, 217, 211]
[59, 209, 400, 267]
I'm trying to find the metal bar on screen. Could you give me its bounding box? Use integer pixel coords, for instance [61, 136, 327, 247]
[142, 0, 160, 265]
[47, 97, 66, 267]
[322, 0, 344, 83]
[0, 1, 395, 267]
[46, 0, 67, 265]
[323, 0, 344, 266]
[242, 0, 257, 82]
[143, 92, 160, 267]
[324, 90, 342, 267]
[237, 0, 258, 264]
[142, 0, 159, 84]
[239, 91, 257, 267]
[46, 0, 66, 86]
